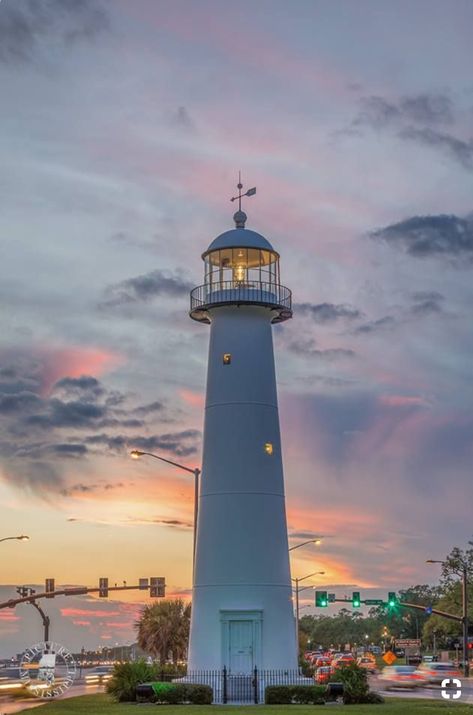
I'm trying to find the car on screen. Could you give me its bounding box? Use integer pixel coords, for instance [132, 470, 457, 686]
[378, 665, 427, 690]
[332, 654, 355, 668]
[369, 646, 382, 655]
[357, 656, 377, 673]
[85, 665, 114, 684]
[315, 656, 332, 667]
[416, 662, 461, 685]
[315, 666, 332, 684]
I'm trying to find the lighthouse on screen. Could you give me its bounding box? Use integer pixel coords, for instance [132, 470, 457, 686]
[188, 185, 297, 673]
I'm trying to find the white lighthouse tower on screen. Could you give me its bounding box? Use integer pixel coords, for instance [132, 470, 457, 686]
[188, 185, 297, 673]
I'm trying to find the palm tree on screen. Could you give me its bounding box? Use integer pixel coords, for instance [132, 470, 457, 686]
[135, 599, 191, 665]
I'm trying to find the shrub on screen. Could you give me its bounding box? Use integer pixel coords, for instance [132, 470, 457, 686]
[331, 662, 381, 704]
[138, 681, 212, 704]
[265, 684, 326, 704]
[106, 660, 159, 702]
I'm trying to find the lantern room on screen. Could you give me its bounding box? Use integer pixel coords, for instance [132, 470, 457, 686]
[190, 210, 292, 324]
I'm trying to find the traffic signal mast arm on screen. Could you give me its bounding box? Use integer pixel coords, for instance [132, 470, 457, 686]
[399, 600, 463, 622]
[312, 593, 462, 623]
[0, 581, 165, 610]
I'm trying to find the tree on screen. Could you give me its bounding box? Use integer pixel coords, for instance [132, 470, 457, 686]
[135, 599, 191, 665]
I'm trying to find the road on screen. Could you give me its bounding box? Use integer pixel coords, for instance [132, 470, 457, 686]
[0, 683, 103, 714]
[370, 674, 473, 704]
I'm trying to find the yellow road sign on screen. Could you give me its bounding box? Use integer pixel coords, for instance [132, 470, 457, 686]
[382, 650, 397, 665]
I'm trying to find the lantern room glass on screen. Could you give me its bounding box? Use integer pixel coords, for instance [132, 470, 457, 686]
[204, 248, 280, 291]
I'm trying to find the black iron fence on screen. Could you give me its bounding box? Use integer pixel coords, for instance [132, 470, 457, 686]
[157, 667, 311, 703]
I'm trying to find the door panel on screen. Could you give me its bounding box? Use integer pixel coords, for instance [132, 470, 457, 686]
[229, 620, 253, 673]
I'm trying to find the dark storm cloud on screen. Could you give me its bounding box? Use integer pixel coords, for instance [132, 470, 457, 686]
[0, 0, 109, 64]
[0, 357, 194, 496]
[354, 316, 396, 335]
[371, 214, 473, 261]
[398, 127, 473, 170]
[132, 401, 164, 416]
[354, 93, 453, 130]
[287, 337, 355, 360]
[349, 92, 473, 170]
[86, 430, 201, 457]
[295, 302, 363, 323]
[409, 292, 445, 317]
[53, 376, 105, 399]
[101, 269, 193, 307]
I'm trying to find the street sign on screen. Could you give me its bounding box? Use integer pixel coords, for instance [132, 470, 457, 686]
[365, 599, 384, 605]
[395, 639, 421, 648]
[139, 578, 149, 590]
[383, 650, 397, 665]
[328, 593, 336, 603]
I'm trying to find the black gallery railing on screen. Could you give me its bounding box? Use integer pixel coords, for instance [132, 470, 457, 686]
[190, 280, 292, 313]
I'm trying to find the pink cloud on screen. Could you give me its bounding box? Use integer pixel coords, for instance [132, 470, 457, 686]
[379, 394, 430, 408]
[39, 346, 123, 394]
[61, 608, 121, 618]
[179, 388, 205, 409]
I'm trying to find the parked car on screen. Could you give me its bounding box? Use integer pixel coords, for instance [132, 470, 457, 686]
[416, 662, 461, 685]
[378, 665, 427, 690]
[315, 666, 332, 684]
[357, 655, 377, 673]
[332, 654, 355, 669]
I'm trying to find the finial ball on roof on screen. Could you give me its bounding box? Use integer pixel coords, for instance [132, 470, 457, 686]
[233, 210, 247, 228]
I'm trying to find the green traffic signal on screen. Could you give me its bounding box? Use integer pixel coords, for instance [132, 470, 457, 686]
[388, 591, 396, 607]
[352, 591, 361, 608]
[315, 590, 328, 607]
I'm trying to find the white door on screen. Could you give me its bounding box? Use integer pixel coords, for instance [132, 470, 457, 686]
[229, 620, 253, 673]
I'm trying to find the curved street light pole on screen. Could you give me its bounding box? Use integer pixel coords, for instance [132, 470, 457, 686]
[426, 559, 469, 677]
[291, 571, 325, 657]
[0, 535, 29, 543]
[289, 538, 323, 552]
[130, 451, 200, 571]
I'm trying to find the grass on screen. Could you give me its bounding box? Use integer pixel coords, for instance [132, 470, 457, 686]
[16, 693, 473, 714]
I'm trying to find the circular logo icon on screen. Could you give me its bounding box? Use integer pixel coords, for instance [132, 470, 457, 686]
[20, 641, 76, 698]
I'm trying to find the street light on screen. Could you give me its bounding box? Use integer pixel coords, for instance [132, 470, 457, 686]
[130, 450, 200, 569]
[289, 538, 323, 552]
[292, 571, 325, 655]
[0, 535, 29, 543]
[426, 558, 469, 677]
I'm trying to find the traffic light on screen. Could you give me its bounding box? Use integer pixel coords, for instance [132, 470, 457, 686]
[99, 577, 109, 598]
[352, 591, 361, 608]
[315, 590, 328, 607]
[45, 579, 55, 598]
[150, 577, 165, 598]
[387, 592, 396, 608]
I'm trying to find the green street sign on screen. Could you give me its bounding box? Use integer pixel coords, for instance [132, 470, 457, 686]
[364, 599, 384, 605]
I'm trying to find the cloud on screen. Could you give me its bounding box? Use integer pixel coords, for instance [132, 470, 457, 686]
[295, 302, 363, 323]
[0, 0, 109, 65]
[287, 337, 355, 360]
[101, 269, 193, 307]
[354, 93, 453, 130]
[409, 292, 444, 316]
[354, 316, 396, 335]
[348, 92, 472, 170]
[398, 126, 473, 170]
[0, 349, 197, 495]
[370, 213, 473, 262]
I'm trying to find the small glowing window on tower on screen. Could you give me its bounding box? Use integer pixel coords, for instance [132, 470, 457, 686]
[223, 353, 232, 365]
[264, 442, 273, 455]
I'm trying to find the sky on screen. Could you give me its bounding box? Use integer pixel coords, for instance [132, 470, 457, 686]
[1, 0, 473, 657]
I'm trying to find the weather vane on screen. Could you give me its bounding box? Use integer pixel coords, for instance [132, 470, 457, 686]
[230, 172, 256, 212]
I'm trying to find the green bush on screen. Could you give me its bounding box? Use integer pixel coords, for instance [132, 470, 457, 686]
[106, 660, 159, 702]
[331, 662, 382, 704]
[265, 684, 326, 704]
[146, 681, 212, 704]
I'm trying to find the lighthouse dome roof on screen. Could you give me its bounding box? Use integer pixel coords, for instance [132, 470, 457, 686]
[206, 227, 274, 253]
[204, 211, 276, 256]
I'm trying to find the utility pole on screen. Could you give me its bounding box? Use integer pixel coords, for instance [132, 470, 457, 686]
[462, 564, 469, 677]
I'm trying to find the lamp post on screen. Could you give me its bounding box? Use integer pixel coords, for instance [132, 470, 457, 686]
[289, 538, 323, 552]
[292, 571, 325, 656]
[0, 535, 29, 543]
[130, 450, 200, 569]
[426, 558, 469, 677]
